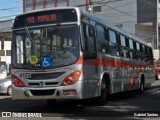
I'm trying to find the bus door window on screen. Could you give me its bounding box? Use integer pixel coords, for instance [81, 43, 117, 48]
[95, 24, 108, 53]
[16, 34, 25, 64]
[109, 30, 119, 56]
[82, 23, 96, 53]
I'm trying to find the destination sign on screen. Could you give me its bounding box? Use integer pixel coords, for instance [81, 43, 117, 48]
[13, 9, 77, 28]
[26, 14, 57, 24]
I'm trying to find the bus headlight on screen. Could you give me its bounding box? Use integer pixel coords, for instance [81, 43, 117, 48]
[61, 71, 81, 86]
[11, 75, 26, 87]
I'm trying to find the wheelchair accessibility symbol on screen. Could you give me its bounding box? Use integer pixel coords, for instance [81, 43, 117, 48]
[41, 56, 51, 67]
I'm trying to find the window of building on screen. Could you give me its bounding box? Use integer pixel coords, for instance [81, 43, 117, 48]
[47, 0, 53, 2]
[0, 50, 5, 56]
[26, 0, 33, 7]
[58, 0, 66, 2]
[6, 50, 11, 56]
[36, 0, 43, 5]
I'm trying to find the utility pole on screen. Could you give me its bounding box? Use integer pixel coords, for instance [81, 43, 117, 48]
[88, 0, 93, 12]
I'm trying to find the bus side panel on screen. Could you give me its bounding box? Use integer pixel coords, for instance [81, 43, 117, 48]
[82, 60, 100, 99]
[98, 54, 124, 94]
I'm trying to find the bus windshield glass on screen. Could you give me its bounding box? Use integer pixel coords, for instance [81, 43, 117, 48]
[12, 25, 79, 69]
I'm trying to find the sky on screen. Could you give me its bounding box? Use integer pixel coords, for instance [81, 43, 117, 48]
[0, 0, 23, 21]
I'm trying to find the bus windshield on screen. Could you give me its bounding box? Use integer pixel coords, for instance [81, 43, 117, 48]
[12, 25, 79, 69]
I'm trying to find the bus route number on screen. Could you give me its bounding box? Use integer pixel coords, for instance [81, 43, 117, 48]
[20, 73, 31, 79]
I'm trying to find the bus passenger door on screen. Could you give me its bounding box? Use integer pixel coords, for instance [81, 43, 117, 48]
[81, 22, 99, 98]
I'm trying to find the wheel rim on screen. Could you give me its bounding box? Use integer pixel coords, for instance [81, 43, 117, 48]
[8, 87, 12, 95]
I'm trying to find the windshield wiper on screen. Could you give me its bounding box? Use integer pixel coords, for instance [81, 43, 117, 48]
[24, 26, 34, 44]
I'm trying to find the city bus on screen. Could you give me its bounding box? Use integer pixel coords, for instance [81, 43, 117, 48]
[11, 7, 154, 105]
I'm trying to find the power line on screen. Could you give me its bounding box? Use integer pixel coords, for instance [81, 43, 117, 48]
[0, 6, 22, 11]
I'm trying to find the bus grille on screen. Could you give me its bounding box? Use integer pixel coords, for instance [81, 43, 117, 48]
[28, 82, 59, 86]
[30, 89, 55, 96]
[28, 72, 65, 80]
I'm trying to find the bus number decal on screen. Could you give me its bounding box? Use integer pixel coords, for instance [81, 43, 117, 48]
[20, 73, 31, 79]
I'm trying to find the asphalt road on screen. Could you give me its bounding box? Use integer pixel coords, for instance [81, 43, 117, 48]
[0, 80, 160, 120]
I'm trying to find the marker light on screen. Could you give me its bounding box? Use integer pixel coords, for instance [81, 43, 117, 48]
[11, 75, 26, 87]
[61, 71, 81, 86]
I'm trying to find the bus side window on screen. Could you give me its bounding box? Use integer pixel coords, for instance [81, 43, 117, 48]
[129, 39, 134, 59]
[140, 44, 146, 60]
[96, 24, 108, 53]
[82, 23, 96, 52]
[136, 42, 140, 60]
[146, 46, 153, 62]
[133, 40, 136, 59]
[119, 35, 129, 58]
[109, 30, 119, 56]
[120, 35, 126, 57]
[149, 47, 154, 62]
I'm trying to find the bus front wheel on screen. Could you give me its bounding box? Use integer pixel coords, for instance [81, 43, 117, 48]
[96, 78, 107, 105]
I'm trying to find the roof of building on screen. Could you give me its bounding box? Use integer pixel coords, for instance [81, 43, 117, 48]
[0, 20, 13, 32]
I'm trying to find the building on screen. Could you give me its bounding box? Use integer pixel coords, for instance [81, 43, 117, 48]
[0, 20, 13, 77]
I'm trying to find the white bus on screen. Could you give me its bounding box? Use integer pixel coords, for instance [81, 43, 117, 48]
[11, 7, 154, 105]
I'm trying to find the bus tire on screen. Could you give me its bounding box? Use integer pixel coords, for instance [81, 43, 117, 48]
[47, 99, 56, 106]
[96, 78, 107, 105]
[137, 76, 144, 94]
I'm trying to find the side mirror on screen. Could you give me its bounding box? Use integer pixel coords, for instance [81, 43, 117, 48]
[0, 36, 4, 50]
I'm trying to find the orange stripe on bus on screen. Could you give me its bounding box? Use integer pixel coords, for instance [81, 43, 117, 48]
[75, 56, 83, 64]
[75, 56, 149, 90]
[75, 56, 146, 69]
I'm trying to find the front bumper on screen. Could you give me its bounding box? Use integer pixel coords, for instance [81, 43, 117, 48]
[12, 81, 83, 100]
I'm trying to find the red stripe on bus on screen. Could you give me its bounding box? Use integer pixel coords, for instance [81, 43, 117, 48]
[75, 56, 83, 64]
[75, 56, 146, 69]
[75, 56, 150, 90]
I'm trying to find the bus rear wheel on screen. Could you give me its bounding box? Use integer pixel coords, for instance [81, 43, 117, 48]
[137, 79, 144, 94]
